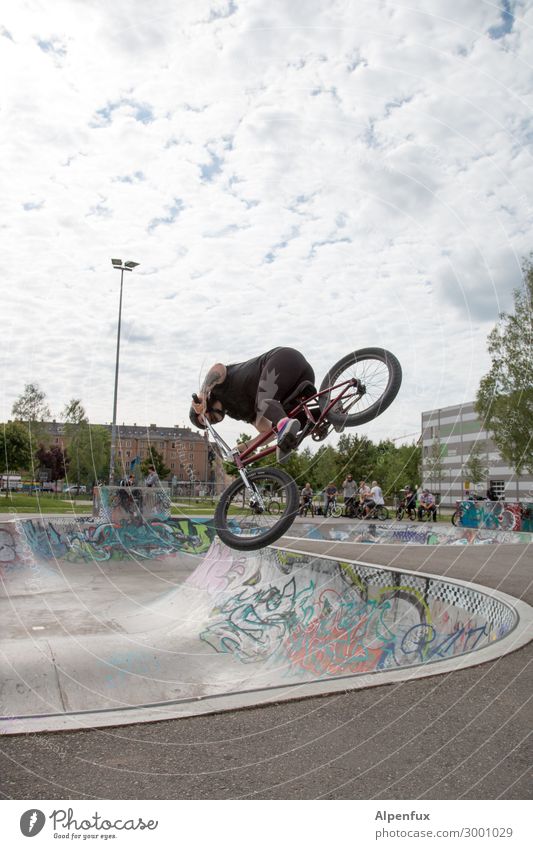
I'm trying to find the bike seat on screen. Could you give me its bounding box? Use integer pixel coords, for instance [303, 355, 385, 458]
[282, 380, 317, 408]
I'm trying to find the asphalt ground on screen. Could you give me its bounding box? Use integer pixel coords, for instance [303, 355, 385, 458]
[1, 539, 531, 801]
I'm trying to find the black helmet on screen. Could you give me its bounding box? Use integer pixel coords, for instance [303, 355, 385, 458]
[189, 406, 207, 429]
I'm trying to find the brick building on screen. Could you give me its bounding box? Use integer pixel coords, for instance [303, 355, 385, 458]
[44, 420, 230, 490]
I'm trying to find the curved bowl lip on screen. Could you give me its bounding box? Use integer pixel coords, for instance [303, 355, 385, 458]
[1, 540, 532, 735]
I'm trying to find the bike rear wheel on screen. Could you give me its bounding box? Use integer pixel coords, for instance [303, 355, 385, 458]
[214, 467, 299, 551]
[319, 347, 402, 428]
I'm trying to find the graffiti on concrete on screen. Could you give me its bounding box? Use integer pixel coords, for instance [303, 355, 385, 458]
[302, 522, 533, 546]
[94, 485, 172, 523]
[16, 516, 215, 564]
[0, 524, 34, 568]
[199, 551, 515, 677]
[200, 576, 316, 663]
[457, 500, 532, 532]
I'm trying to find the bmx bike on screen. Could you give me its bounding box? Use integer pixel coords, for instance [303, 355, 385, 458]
[352, 501, 390, 521]
[324, 497, 343, 519]
[299, 497, 315, 518]
[198, 347, 402, 551]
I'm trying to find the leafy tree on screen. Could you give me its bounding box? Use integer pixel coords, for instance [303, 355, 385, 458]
[374, 441, 421, 498]
[425, 438, 445, 493]
[61, 401, 113, 488]
[476, 257, 533, 475]
[62, 399, 89, 487]
[335, 433, 377, 483]
[0, 422, 32, 496]
[12, 383, 51, 423]
[11, 383, 51, 450]
[63, 399, 87, 425]
[36, 444, 69, 483]
[464, 442, 488, 492]
[141, 446, 170, 480]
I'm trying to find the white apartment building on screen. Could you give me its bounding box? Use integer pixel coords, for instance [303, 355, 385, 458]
[421, 401, 533, 506]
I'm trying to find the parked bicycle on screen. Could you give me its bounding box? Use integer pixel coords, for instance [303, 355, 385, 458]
[196, 347, 402, 550]
[324, 497, 343, 518]
[351, 502, 390, 521]
[299, 498, 315, 518]
[396, 499, 416, 521]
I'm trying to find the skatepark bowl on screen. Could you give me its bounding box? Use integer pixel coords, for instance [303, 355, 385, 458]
[0, 514, 532, 734]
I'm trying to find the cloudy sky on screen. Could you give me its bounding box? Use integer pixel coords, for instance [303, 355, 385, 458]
[2, 0, 532, 446]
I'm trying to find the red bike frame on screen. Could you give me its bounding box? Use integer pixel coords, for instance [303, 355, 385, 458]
[234, 377, 360, 469]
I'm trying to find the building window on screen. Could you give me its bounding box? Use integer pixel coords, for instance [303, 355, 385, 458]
[489, 480, 505, 499]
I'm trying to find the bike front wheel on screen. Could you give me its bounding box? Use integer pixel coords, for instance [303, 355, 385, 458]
[319, 347, 402, 428]
[214, 467, 299, 551]
[375, 506, 389, 520]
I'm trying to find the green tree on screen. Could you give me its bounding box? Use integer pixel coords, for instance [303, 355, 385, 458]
[141, 447, 170, 480]
[12, 383, 51, 423]
[374, 442, 421, 499]
[464, 442, 488, 492]
[0, 422, 32, 495]
[61, 402, 113, 486]
[335, 433, 377, 482]
[11, 383, 52, 457]
[476, 257, 533, 475]
[62, 399, 89, 487]
[425, 438, 445, 494]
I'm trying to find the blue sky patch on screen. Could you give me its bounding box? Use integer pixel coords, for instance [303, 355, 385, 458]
[488, 1, 514, 39]
[148, 198, 184, 232]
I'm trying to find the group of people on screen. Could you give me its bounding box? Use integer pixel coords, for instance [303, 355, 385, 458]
[300, 475, 384, 518]
[399, 485, 437, 521]
[119, 466, 160, 488]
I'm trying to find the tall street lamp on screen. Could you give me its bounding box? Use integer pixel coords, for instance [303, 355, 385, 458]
[108, 258, 139, 484]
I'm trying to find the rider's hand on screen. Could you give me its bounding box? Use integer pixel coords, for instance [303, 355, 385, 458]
[191, 393, 207, 416]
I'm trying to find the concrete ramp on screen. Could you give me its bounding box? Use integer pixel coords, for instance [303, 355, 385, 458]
[0, 517, 531, 734]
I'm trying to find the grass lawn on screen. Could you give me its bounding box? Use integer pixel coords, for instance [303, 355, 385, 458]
[0, 492, 455, 523]
[0, 493, 90, 514]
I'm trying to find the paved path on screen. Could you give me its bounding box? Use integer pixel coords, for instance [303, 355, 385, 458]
[1, 542, 531, 800]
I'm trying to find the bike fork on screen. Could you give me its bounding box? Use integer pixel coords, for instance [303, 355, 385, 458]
[237, 467, 266, 511]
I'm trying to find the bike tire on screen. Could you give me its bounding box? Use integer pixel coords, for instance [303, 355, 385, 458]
[375, 506, 389, 520]
[318, 347, 402, 428]
[451, 510, 459, 526]
[214, 467, 299, 551]
[267, 500, 281, 515]
[396, 508, 405, 521]
[332, 505, 343, 519]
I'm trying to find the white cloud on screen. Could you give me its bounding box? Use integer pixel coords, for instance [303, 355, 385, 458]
[2, 0, 532, 450]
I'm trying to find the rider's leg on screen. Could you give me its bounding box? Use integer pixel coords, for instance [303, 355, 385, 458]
[255, 349, 315, 463]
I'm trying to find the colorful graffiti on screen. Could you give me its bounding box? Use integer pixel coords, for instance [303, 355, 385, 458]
[0, 523, 34, 567]
[198, 552, 516, 678]
[93, 485, 171, 522]
[299, 521, 533, 546]
[457, 500, 533, 532]
[6, 516, 216, 565]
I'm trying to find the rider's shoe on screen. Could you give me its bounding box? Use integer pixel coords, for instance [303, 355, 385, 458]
[276, 417, 300, 464]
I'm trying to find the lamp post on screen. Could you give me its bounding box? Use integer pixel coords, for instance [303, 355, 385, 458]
[108, 258, 139, 484]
